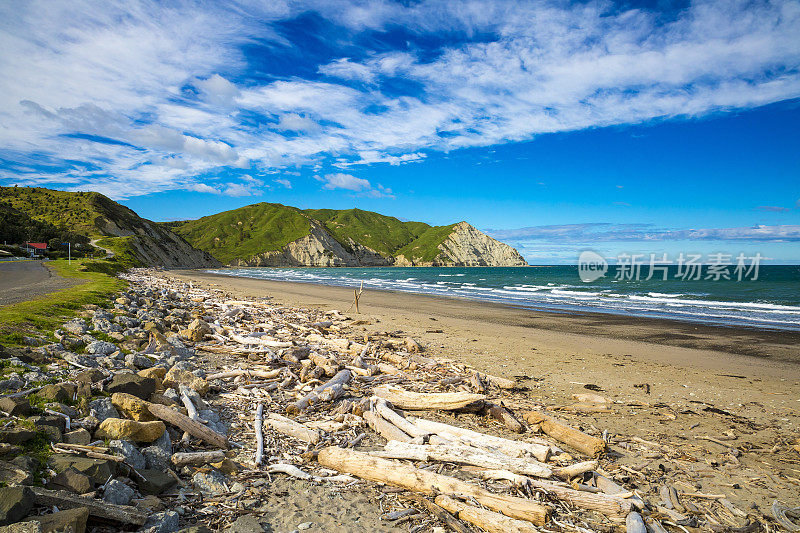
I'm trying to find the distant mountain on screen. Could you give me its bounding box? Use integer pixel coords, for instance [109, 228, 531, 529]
[0, 186, 218, 268]
[168, 203, 527, 267]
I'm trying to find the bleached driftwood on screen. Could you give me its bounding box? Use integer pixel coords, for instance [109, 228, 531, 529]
[171, 450, 227, 467]
[364, 411, 413, 443]
[229, 333, 292, 348]
[595, 472, 645, 510]
[265, 413, 321, 444]
[179, 385, 206, 423]
[410, 496, 471, 533]
[148, 403, 229, 449]
[319, 447, 549, 525]
[473, 371, 517, 390]
[523, 411, 606, 457]
[626, 512, 648, 533]
[31, 487, 147, 525]
[374, 385, 485, 411]
[373, 440, 552, 478]
[481, 402, 525, 433]
[207, 368, 282, 380]
[268, 463, 321, 482]
[435, 494, 538, 533]
[287, 369, 352, 414]
[372, 398, 428, 438]
[411, 416, 551, 462]
[254, 402, 264, 465]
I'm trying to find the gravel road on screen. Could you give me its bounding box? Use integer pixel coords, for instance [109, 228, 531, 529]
[0, 260, 84, 307]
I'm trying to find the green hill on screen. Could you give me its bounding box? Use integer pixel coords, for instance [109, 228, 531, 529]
[169, 202, 526, 266]
[0, 186, 218, 268]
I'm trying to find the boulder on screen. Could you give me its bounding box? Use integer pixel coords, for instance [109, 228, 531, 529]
[102, 479, 135, 506]
[106, 374, 156, 399]
[226, 516, 265, 533]
[0, 486, 34, 526]
[47, 454, 114, 485]
[74, 369, 105, 383]
[182, 318, 211, 342]
[108, 440, 146, 470]
[46, 467, 92, 494]
[0, 397, 31, 417]
[62, 428, 91, 446]
[88, 397, 119, 423]
[140, 510, 179, 533]
[0, 428, 35, 445]
[85, 341, 117, 356]
[30, 415, 66, 433]
[23, 507, 88, 533]
[36, 384, 74, 403]
[0, 459, 32, 486]
[163, 367, 208, 396]
[111, 393, 156, 421]
[142, 446, 170, 470]
[192, 469, 227, 496]
[62, 320, 87, 336]
[136, 469, 177, 495]
[95, 418, 165, 443]
[125, 353, 154, 370]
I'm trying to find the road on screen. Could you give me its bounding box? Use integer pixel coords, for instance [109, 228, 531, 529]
[89, 238, 115, 258]
[0, 261, 83, 307]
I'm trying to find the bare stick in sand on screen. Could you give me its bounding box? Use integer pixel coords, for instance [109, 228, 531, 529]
[254, 402, 264, 465]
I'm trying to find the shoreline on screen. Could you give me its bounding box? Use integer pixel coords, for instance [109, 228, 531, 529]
[175, 269, 800, 367]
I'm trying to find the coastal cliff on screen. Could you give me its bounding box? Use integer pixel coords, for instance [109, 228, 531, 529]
[171, 204, 527, 267]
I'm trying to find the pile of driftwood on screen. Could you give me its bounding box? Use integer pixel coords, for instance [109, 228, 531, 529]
[124, 270, 779, 533]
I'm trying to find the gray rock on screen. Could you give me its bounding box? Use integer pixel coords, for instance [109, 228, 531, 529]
[46, 467, 92, 494]
[89, 397, 120, 423]
[136, 469, 176, 495]
[152, 427, 172, 454]
[22, 370, 47, 383]
[86, 340, 117, 355]
[106, 373, 156, 399]
[0, 486, 34, 526]
[163, 388, 180, 402]
[142, 445, 170, 470]
[48, 454, 115, 485]
[0, 427, 36, 444]
[0, 397, 31, 417]
[22, 507, 88, 533]
[62, 428, 91, 445]
[0, 375, 25, 391]
[63, 353, 99, 368]
[192, 469, 227, 495]
[109, 440, 146, 470]
[103, 479, 135, 506]
[126, 353, 154, 369]
[226, 516, 264, 533]
[63, 319, 87, 335]
[140, 510, 179, 533]
[0, 459, 33, 485]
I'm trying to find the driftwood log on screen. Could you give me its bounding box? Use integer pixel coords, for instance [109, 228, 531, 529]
[411, 416, 550, 462]
[435, 494, 538, 533]
[171, 450, 227, 467]
[481, 402, 525, 433]
[374, 385, 485, 411]
[372, 398, 428, 438]
[31, 487, 147, 525]
[148, 402, 229, 449]
[409, 495, 472, 533]
[317, 446, 550, 525]
[523, 411, 606, 457]
[374, 440, 552, 478]
[266, 413, 321, 444]
[363, 411, 413, 443]
[287, 369, 352, 414]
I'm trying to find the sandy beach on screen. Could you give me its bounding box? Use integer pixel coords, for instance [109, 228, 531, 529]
[172, 268, 800, 514]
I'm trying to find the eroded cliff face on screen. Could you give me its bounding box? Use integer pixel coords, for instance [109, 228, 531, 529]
[229, 220, 525, 267]
[431, 222, 527, 266]
[233, 223, 392, 267]
[97, 217, 220, 268]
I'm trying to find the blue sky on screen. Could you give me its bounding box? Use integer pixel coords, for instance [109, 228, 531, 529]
[1, 0, 799, 263]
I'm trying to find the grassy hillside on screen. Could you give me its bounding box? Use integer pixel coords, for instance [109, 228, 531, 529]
[170, 203, 458, 264]
[0, 186, 140, 238]
[304, 208, 431, 256]
[169, 203, 312, 263]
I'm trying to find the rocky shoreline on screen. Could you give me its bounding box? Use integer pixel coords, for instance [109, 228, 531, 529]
[0, 268, 797, 533]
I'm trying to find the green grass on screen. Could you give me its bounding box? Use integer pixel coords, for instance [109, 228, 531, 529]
[170, 202, 312, 263]
[172, 203, 459, 264]
[93, 236, 143, 267]
[0, 259, 126, 346]
[395, 223, 458, 262]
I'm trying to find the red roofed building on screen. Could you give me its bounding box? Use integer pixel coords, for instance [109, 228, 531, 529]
[25, 242, 47, 256]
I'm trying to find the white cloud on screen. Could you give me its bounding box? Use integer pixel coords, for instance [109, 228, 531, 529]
[322, 173, 372, 191]
[0, 0, 798, 198]
[274, 178, 292, 188]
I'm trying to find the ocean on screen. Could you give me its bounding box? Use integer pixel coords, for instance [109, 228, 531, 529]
[206, 265, 800, 331]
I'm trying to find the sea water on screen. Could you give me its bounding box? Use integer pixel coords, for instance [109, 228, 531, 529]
[206, 265, 800, 331]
